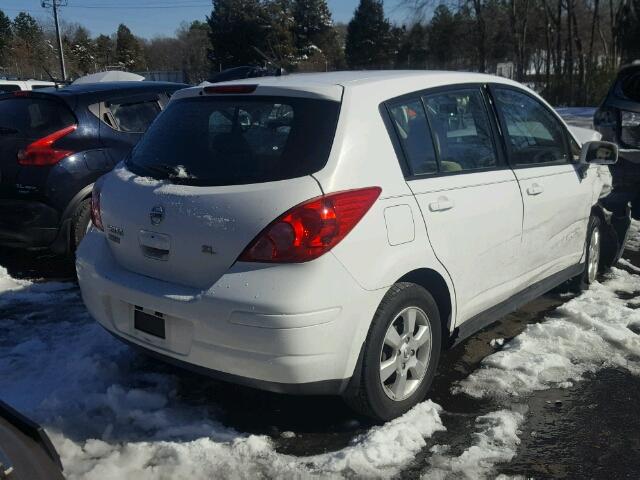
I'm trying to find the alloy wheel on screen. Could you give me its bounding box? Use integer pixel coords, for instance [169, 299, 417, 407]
[379, 306, 432, 401]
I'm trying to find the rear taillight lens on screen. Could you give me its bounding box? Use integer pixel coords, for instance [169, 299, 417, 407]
[238, 187, 381, 263]
[17, 124, 77, 166]
[90, 181, 104, 231]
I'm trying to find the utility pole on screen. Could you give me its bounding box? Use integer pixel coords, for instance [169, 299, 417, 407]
[41, 0, 67, 81]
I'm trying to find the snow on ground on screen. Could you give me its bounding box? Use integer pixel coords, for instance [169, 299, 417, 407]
[2, 256, 640, 479]
[422, 409, 525, 480]
[432, 266, 640, 479]
[0, 265, 444, 479]
[455, 268, 640, 399]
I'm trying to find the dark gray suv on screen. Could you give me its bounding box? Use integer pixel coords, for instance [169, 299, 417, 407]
[594, 63, 640, 218]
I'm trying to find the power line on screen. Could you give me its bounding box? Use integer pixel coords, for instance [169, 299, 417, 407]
[66, 3, 211, 8]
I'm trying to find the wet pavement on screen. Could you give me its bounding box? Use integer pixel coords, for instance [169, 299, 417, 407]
[1, 245, 639, 478]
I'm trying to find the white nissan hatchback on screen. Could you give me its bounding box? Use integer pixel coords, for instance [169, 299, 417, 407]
[77, 71, 622, 421]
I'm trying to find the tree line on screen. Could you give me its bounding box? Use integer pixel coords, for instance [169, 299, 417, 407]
[0, 11, 210, 84]
[0, 0, 639, 105]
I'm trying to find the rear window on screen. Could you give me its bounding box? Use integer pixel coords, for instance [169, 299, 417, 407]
[0, 97, 75, 138]
[617, 70, 640, 102]
[126, 95, 340, 186]
[108, 99, 162, 133]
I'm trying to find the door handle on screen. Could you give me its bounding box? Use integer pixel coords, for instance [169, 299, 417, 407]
[429, 196, 455, 212]
[526, 183, 544, 196]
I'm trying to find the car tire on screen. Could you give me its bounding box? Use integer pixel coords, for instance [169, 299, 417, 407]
[71, 198, 92, 253]
[567, 215, 603, 292]
[343, 282, 442, 422]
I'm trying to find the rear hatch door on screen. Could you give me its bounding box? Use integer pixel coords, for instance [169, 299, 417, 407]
[99, 88, 342, 289]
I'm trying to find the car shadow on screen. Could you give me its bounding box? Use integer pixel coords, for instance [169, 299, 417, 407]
[135, 352, 374, 456]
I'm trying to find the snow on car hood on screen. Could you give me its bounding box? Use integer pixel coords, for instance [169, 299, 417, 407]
[2, 244, 640, 478]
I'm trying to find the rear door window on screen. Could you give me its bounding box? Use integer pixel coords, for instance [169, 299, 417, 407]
[108, 99, 161, 133]
[0, 97, 75, 138]
[126, 95, 340, 186]
[388, 99, 437, 175]
[492, 87, 569, 166]
[423, 89, 498, 172]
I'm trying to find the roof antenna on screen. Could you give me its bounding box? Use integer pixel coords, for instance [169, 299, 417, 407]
[41, 65, 69, 89]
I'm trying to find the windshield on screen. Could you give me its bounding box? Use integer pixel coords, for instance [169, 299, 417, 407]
[126, 95, 341, 186]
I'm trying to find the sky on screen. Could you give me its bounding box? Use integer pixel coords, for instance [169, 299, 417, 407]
[1, 0, 410, 39]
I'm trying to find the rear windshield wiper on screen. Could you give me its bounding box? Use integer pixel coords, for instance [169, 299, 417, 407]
[138, 162, 195, 181]
[138, 163, 178, 178]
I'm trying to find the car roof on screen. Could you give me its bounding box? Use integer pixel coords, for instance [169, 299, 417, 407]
[181, 70, 526, 103]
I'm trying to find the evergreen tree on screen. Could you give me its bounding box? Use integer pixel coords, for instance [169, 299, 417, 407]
[427, 5, 457, 69]
[95, 34, 114, 69]
[12, 12, 46, 74]
[67, 26, 96, 75]
[0, 10, 12, 66]
[115, 24, 144, 70]
[207, 0, 269, 69]
[345, 0, 393, 69]
[262, 0, 296, 66]
[396, 24, 429, 69]
[292, 0, 342, 69]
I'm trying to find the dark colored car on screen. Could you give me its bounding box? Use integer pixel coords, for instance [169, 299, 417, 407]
[0, 81, 188, 254]
[594, 63, 640, 217]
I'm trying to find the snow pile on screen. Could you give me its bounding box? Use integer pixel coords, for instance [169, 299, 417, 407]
[307, 400, 444, 477]
[423, 409, 524, 480]
[627, 219, 640, 252]
[53, 401, 444, 480]
[0, 267, 444, 479]
[455, 268, 640, 399]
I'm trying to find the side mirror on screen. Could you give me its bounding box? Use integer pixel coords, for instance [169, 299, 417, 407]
[580, 140, 618, 165]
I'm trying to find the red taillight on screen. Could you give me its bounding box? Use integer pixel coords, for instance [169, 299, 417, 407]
[239, 187, 382, 263]
[90, 182, 104, 231]
[17, 124, 77, 166]
[203, 84, 258, 94]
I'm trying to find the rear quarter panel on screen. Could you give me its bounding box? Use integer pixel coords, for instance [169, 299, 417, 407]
[316, 85, 457, 329]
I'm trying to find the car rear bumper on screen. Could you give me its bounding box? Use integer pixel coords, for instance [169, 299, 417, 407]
[76, 231, 385, 395]
[0, 199, 60, 248]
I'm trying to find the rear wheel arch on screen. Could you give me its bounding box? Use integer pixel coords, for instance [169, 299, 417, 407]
[52, 184, 94, 255]
[396, 268, 453, 346]
[343, 269, 453, 401]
